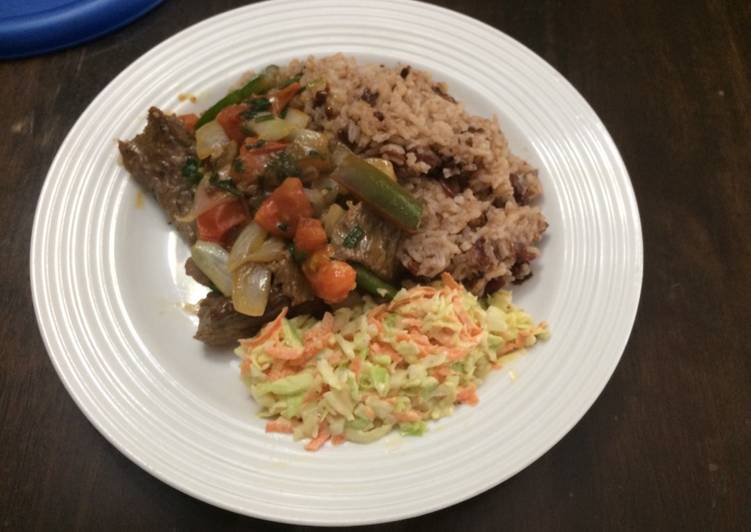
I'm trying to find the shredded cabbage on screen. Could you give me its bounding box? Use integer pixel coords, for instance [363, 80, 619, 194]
[236, 274, 548, 450]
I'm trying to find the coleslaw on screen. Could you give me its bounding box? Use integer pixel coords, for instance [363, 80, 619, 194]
[236, 273, 548, 450]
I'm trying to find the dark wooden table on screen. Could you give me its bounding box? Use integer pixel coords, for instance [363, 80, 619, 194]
[2, 1, 749, 530]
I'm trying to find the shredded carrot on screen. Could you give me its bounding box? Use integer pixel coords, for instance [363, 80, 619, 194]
[326, 351, 343, 365]
[368, 316, 384, 334]
[303, 333, 332, 358]
[302, 387, 320, 404]
[446, 348, 468, 362]
[239, 308, 288, 349]
[388, 287, 437, 309]
[430, 366, 453, 382]
[265, 344, 305, 360]
[457, 385, 479, 405]
[393, 410, 422, 423]
[239, 358, 252, 377]
[331, 434, 346, 446]
[371, 342, 402, 364]
[400, 318, 422, 328]
[302, 312, 334, 358]
[305, 423, 330, 451]
[350, 356, 362, 376]
[500, 332, 530, 355]
[267, 363, 296, 380]
[453, 299, 482, 337]
[367, 305, 387, 333]
[369, 304, 387, 319]
[265, 419, 294, 433]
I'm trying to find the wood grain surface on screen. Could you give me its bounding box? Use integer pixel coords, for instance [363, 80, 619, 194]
[1, 1, 749, 530]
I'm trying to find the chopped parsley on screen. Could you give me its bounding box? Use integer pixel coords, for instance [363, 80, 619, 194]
[265, 152, 300, 182]
[342, 225, 365, 248]
[181, 157, 202, 186]
[241, 97, 271, 119]
[209, 174, 241, 196]
[287, 242, 308, 263]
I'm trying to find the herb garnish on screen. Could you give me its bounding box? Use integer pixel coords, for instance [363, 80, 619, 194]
[181, 157, 202, 186]
[210, 174, 241, 196]
[342, 225, 365, 248]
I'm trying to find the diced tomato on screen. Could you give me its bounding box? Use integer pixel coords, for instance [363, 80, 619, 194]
[294, 217, 328, 253]
[302, 247, 330, 275]
[254, 197, 283, 235]
[271, 82, 301, 115]
[253, 177, 312, 237]
[302, 249, 356, 304]
[230, 139, 288, 187]
[272, 177, 313, 217]
[314, 260, 357, 304]
[216, 103, 248, 144]
[231, 146, 269, 186]
[196, 199, 248, 245]
[178, 113, 199, 133]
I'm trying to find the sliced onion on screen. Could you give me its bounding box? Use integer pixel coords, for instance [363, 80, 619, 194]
[321, 203, 345, 236]
[303, 188, 325, 216]
[289, 129, 329, 159]
[215, 140, 238, 170]
[312, 177, 339, 205]
[195, 120, 230, 160]
[248, 116, 296, 141]
[244, 237, 286, 263]
[304, 179, 339, 216]
[365, 158, 397, 181]
[175, 174, 233, 223]
[284, 108, 310, 129]
[190, 240, 232, 296]
[228, 222, 268, 271]
[232, 264, 271, 317]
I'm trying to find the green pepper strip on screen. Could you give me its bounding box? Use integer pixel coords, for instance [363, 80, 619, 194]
[353, 264, 398, 300]
[195, 66, 278, 129]
[332, 152, 423, 233]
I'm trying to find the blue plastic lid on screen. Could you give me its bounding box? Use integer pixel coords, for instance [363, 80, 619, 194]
[0, 0, 163, 59]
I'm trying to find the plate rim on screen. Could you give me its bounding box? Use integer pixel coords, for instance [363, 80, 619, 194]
[30, 0, 643, 525]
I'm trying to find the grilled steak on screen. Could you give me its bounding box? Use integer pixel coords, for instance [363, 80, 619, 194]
[194, 291, 326, 346]
[119, 107, 197, 243]
[330, 202, 401, 280]
[185, 257, 212, 287]
[194, 292, 287, 346]
[267, 254, 315, 305]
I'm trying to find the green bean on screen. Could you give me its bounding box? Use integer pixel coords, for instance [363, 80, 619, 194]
[331, 151, 423, 233]
[353, 264, 398, 300]
[195, 66, 278, 129]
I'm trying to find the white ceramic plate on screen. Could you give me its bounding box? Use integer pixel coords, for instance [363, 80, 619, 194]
[31, 0, 642, 526]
